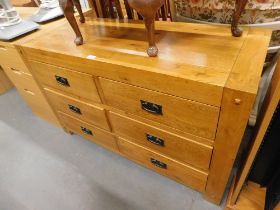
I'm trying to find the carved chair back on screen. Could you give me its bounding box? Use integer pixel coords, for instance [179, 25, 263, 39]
[91, 0, 172, 21]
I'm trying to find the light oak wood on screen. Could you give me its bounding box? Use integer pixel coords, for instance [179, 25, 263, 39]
[29, 60, 101, 103]
[204, 28, 272, 204]
[225, 181, 266, 210]
[0, 46, 30, 74]
[17, 17, 271, 205]
[2, 7, 90, 126]
[3, 65, 34, 87]
[0, 67, 13, 94]
[45, 87, 110, 131]
[100, 78, 219, 139]
[106, 105, 215, 146]
[109, 111, 212, 170]
[118, 137, 208, 192]
[2, 66, 61, 127]
[0, 7, 65, 127]
[59, 111, 119, 152]
[230, 50, 280, 204]
[276, 202, 280, 210]
[18, 18, 252, 107]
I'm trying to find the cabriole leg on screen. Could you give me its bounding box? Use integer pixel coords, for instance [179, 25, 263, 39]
[72, 0, 85, 23]
[59, 0, 84, 45]
[144, 16, 158, 57]
[231, 0, 248, 37]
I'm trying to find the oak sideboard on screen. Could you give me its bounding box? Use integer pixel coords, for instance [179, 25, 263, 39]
[16, 17, 271, 204]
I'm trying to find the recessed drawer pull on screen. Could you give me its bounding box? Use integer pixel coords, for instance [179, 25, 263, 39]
[10, 67, 22, 74]
[68, 104, 81, 114]
[55, 75, 70, 86]
[140, 100, 162, 115]
[0, 45, 7, 50]
[80, 126, 93, 135]
[150, 158, 167, 169]
[146, 134, 164, 146]
[24, 89, 35, 95]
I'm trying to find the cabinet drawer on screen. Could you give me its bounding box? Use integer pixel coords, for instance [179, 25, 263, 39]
[109, 112, 212, 169]
[45, 88, 110, 131]
[59, 112, 118, 152]
[100, 78, 219, 139]
[20, 87, 56, 123]
[0, 45, 30, 74]
[2, 65, 37, 90]
[29, 60, 101, 103]
[118, 137, 208, 192]
[0, 67, 13, 94]
[2, 68, 60, 126]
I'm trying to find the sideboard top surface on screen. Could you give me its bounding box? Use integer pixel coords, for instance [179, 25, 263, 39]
[0, 7, 65, 48]
[18, 16, 271, 106]
[0, 7, 92, 48]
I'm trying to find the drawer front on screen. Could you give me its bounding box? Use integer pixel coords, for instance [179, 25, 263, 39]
[3, 66, 38, 90]
[0, 67, 13, 94]
[29, 60, 101, 103]
[100, 78, 219, 139]
[0, 46, 30, 74]
[118, 138, 208, 192]
[2, 67, 60, 126]
[109, 112, 212, 170]
[59, 112, 118, 152]
[45, 88, 110, 131]
[20, 86, 59, 126]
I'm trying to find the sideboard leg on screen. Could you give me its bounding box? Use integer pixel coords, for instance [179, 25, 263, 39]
[204, 89, 256, 204]
[60, 0, 84, 45]
[144, 17, 158, 57]
[231, 0, 248, 37]
[63, 127, 74, 135]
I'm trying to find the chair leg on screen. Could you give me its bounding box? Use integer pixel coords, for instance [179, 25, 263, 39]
[114, 0, 124, 19]
[59, 0, 83, 45]
[124, 0, 133, 19]
[91, 0, 100, 17]
[107, 0, 115, 18]
[72, 0, 85, 23]
[231, 0, 248, 37]
[144, 16, 158, 57]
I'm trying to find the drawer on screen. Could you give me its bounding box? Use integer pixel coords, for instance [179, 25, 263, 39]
[109, 111, 213, 169]
[118, 137, 208, 192]
[0, 45, 30, 74]
[59, 112, 118, 152]
[45, 88, 110, 131]
[29, 60, 101, 103]
[21, 88, 60, 127]
[2, 65, 37, 89]
[0, 67, 13, 94]
[2, 65, 60, 126]
[100, 78, 219, 139]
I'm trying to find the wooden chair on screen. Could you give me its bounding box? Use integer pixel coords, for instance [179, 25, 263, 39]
[91, 0, 172, 21]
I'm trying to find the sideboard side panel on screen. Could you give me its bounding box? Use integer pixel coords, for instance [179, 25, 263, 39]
[204, 88, 255, 204]
[204, 28, 271, 204]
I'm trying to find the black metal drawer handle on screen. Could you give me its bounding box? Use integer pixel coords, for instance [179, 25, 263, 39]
[55, 75, 70, 87]
[80, 126, 93, 135]
[150, 158, 167, 169]
[146, 134, 164, 146]
[68, 104, 81, 114]
[140, 100, 162, 115]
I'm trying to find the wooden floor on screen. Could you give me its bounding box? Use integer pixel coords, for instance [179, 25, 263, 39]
[225, 181, 266, 210]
